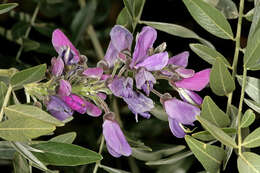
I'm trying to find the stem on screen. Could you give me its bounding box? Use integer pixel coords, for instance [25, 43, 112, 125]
[95, 94, 110, 114]
[87, 25, 104, 60]
[15, 2, 40, 63]
[151, 88, 163, 98]
[117, 65, 127, 77]
[237, 66, 247, 155]
[128, 157, 140, 173]
[0, 85, 12, 121]
[226, 0, 244, 114]
[93, 136, 105, 173]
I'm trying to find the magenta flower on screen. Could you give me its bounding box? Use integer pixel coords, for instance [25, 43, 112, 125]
[82, 67, 103, 79]
[103, 119, 132, 157]
[164, 98, 200, 138]
[104, 25, 133, 67]
[47, 96, 73, 121]
[52, 29, 80, 65]
[51, 57, 64, 77]
[58, 79, 71, 96]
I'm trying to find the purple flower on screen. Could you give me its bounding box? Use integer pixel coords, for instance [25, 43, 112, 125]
[47, 96, 73, 121]
[82, 67, 103, 79]
[103, 119, 132, 157]
[62, 94, 87, 114]
[104, 25, 133, 67]
[58, 79, 71, 96]
[85, 101, 102, 117]
[179, 88, 203, 105]
[168, 51, 189, 67]
[108, 77, 134, 98]
[97, 92, 107, 100]
[135, 68, 156, 95]
[52, 29, 80, 65]
[164, 98, 200, 138]
[51, 57, 64, 77]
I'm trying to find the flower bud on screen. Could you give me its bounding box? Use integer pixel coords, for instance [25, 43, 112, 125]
[51, 57, 64, 77]
[58, 79, 71, 96]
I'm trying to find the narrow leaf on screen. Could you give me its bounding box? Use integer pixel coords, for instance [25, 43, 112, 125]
[196, 116, 238, 148]
[192, 128, 236, 141]
[183, 0, 234, 39]
[116, 7, 133, 30]
[13, 153, 31, 173]
[237, 76, 260, 104]
[201, 96, 230, 127]
[23, 38, 40, 52]
[150, 104, 168, 121]
[99, 164, 130, 173]
[4, 104, 64, 127]
[185, 135, 224, 173]
[31, 142, 102, 166]
[245, 8, 254, 22]
[10, 64, 46, 89]
[241, 109, 255, 128]
[0, 81, 7, 108]
[210, 57, 235, 96]
[242, 127, 260, 148]
[238, 152, 260, 173]
[189, 43, 230, 67]
[0, 3, 18, 14]
[139, 20, 214, 48]
[49, 132, 77, 144]
[244, 99, 260, 114]
[123, 0, 134, 18]
[0, 141, 15, 159]
[134, 0, 145, 20]
[248, 2, 260, 39]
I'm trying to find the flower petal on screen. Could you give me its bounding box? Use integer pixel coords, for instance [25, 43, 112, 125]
[179, 89, 203, 105]
[164, 98, 200, 125]
[168, 51, 189, 67]
[104, 42, 119, 68]
[130, 26, 157, 68]
[52, 29, 80, 62]
[58, 79, 71, 96]
[108, 77, 134, 98]
[110, 25, 133, 52]
[51, 57, 64, 77]
[103, 120, 132, 157]
[82, 67, 103, 79]
[62, 94, 87, 114]
[175, 67, 195, 78]
[168, 118, 186, 138]
[135, 52, 169, 71]
[175, 69, 211, 91]
[135, 68, 156, 89]
[85, 101, 102, 117]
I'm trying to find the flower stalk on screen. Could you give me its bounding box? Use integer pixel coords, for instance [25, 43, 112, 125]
[0, 85, 12, 121]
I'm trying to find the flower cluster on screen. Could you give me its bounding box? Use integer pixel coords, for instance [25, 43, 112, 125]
[29, 25, 210, 158]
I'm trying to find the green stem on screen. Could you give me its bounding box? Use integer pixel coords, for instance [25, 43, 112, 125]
[226, 0, 244, 114]
[15, 2, 40, 63]
[237, 66, 247, 155]
[87, 25, 104, 60]
[93, 136, 105, 173]
[0, 85, 12, 121]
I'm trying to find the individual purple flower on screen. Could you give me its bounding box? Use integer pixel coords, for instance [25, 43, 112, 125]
[168, 51, 189, 67]
[82, 67, 103, 79]
[85, 101, 102, 117]
[178, 88, 203, 105]
[47, 96, 73, 121]
[62, 94, 87, 114]
[164, 98, 200, 138]
[52, 29, 80, 65]
[103, 117, 132, 157]
[58, 79, 71, 96]
[51, 57, 64, 77]
[104, 25, 133, 67]
[97, 92, 107, 100]
[108, 77, 134, 98]
[135, 68, 156, 95]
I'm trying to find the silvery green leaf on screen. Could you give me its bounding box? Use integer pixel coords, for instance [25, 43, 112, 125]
[244, 99, 260, 113]
[242, 127, 260, 148]
[0, 3, 18, 14]
[237, 152, 260, 173]
[240, 109, 255, 128]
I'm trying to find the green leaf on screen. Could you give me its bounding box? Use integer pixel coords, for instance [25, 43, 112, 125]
[123, 0, 134, 18]
[192, 128, 236, 141]
[10, 64, 46, 89]
[4, 104, 64, 127]
[248, 2, 260, 40]
[244, 99, 260, 114]
[49, 132, 77, 144]
[13, 153, 31, 173]
[238, 152, 260, 173]
[196, 116, 238, 148]
[185, 135, 224, 173]
[0, 118, 56, 141]
[139, 20, 214, 49]
[145, 151, 193, 166]
[11, 22, 30, 40]
[0, 81, 7, 108]
[241, 109, 255, 128]
[242, 127, 260, 148]
[0, 3, 18, 14]
[150, 104, 168, 121]
[189, 43, 231, 68]
[245, 8, 254, 22]
[244, 28, 260, 69]
[237, 76, 260, 104]
[134, 0, 145, 21]
[0, 141, 15, 159]
[183, 0, 234, 39]
[31, 142, 102, 166]
[99, 164, 130, 173]
[116, 8, 133, 31]
[201, 96, 230, 127]
[210, 57, 235, 96]
[23, 38, 40, 52]
[127, 136, 152, 151]
[71, 0, 97, 45]
[132, 145, 186, 161]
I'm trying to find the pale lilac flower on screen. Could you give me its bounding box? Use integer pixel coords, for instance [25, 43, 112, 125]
[58, 79, 71, 96]
[168, 51, 189, 67]
[85, 101, 102, 117]
[51, 57, 64, 77]
[82, 67, 103, 79]
[47, 96, 73, 121]
[97, 92, 107, 100]
[135, 68, 156, 95]
[108, 77, 134, 98]
[164, 98, 200, 138]
[104, 25, 133, 67]
[52, 29, 80, 65]
[103, 119, 132, 157]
